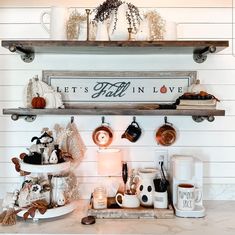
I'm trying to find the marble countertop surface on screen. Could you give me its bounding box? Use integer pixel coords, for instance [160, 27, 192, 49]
[1, 200, 235, 235]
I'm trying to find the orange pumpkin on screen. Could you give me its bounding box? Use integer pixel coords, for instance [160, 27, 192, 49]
[160, 85, 167, 94]
[31, 93, 46, 109]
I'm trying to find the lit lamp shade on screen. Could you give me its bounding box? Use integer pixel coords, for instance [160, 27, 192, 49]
[97, 149, 122, 176]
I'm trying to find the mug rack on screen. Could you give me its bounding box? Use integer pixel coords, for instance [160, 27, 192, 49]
[2, 106, 225, 123]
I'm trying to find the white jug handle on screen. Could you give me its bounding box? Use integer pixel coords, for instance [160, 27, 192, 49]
[115, 193, 123, 207]
[40, 11, 50, 34]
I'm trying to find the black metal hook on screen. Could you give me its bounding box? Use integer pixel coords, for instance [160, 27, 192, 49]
[71, 116, 74, 124]
[101, 116, 105, 124]
[164, 116, 172, 126]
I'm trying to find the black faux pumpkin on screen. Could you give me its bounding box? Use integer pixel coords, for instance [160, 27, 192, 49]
[23, 152, 42, 165]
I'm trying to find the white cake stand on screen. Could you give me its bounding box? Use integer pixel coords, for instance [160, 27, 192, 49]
[20, 161, 71, 173]
[18, 161, 77, 221]
[16, 201, 77, 221]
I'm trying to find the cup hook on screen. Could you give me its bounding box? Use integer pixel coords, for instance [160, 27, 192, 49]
[164, 116, 172, 125]
[164, 116, 168, 124]
[71, 116, 74, 124]
[102, 116, 105, 124]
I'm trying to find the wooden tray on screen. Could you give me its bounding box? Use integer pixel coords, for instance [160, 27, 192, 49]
[87, 198, 174, 219]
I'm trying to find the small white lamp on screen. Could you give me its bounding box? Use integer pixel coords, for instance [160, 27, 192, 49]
[97, 148, 122, 197]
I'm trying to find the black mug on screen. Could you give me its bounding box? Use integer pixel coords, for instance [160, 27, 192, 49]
[121, 121, 142, 142]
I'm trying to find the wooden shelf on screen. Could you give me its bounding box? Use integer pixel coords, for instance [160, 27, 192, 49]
[2, 107, 225, 122]
[1, 40, 229, 63]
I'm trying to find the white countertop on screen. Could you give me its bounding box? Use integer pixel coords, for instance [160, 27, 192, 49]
[1, 200, 235, 235]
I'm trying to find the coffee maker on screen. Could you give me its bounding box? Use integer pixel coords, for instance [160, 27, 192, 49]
[170, 155, 206, 218]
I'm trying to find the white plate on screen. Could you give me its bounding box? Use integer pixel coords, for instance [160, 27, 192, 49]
[20, 161, 71, 173]
[17, 201, 77, 219]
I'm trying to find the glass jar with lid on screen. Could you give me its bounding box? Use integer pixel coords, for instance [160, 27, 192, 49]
[93, 186, 107, 209]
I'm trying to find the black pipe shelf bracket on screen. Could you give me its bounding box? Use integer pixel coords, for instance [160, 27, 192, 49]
[11, 114, 37, 122]
[193, 45, 216, 63]
[9, 43, 35, 63]
[9, 113, 215, 123]
[192, 115, 215, 123]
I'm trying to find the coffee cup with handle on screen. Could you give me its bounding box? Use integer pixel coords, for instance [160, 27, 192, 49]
[177, 183, 202, 211]
[115, 193, 140, 208]
[121, 117, 142, 143]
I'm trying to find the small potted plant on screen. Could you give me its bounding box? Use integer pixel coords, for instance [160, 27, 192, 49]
[93, 0, 142, 40]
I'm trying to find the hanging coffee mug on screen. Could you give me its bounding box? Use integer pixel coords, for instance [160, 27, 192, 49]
[156, 116, 177, 146]
[121, 117, 142, 142]
[40, 6, 68, 39]
[92, 117, 113, 148]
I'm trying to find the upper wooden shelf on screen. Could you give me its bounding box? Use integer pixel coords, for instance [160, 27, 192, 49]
[1, 40, 229, 63]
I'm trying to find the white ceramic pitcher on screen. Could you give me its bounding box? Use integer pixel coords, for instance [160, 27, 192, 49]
[40, 6, 68, 40]
[136, 168, 159, 207]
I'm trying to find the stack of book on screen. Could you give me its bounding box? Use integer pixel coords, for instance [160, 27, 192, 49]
[176, 98, 217, 110]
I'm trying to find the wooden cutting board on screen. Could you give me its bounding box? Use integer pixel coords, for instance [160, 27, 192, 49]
[87, 198, 174, 219]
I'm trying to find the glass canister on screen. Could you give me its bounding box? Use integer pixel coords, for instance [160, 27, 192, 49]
[93, 187, 107, 209]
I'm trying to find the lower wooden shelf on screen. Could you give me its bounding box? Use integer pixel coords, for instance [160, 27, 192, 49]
[2, 106, 225, 118]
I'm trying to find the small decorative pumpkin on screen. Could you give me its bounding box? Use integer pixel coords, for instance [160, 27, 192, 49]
[43, 92, 64, 109]
[24, 75, 64, 109]
[31, 93, 46, 109]
[188, 79, 206, 94]
[160, 85, 167, 94]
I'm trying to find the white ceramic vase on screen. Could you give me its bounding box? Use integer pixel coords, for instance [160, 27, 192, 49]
[78, 21, 87, 41]
[96, 21, 109, 41]
[135, 19, 150, 41]
[136, 168, 159, 207]
[109, 4, 129, 41]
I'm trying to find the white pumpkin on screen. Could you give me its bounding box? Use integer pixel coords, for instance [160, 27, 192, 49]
[43, 92, 64, 109]
[24, 75, 64, 109]
[188, 79, 206, 94]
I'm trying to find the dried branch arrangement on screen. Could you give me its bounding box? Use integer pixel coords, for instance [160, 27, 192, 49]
[144, 10, 165, 40]
[93, 0, 141, 33]
[67, 9, 86, 40]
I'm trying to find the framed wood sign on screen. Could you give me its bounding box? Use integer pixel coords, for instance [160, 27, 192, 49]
[42, 71, 196, 107]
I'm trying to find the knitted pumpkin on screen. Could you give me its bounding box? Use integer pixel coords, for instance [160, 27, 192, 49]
[31, 93, 46, 109]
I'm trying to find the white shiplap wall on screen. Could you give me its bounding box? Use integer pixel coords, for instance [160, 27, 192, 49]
[0, 0, 235, 200]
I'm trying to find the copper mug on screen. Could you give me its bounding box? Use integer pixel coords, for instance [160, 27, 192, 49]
[156, 117, 176, 146]
[92, 117, 113, 148]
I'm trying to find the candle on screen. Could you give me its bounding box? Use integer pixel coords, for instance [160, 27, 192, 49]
[93, 187, 107, 209]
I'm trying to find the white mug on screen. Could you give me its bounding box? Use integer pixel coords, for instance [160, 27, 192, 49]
[40, 6, 68, 40]
[115, 193, 140, 208]
[177, 184, 202, 211]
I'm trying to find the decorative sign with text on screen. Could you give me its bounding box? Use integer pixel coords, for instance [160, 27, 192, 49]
[43, 71, 196, 106]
